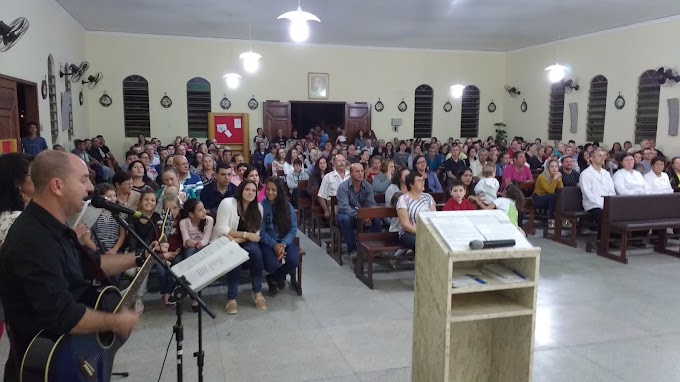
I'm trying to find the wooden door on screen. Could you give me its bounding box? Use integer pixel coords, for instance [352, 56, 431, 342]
[0, 78, 19, 142]
[344, 103, 371, 144]
[263, 101, 291, 140]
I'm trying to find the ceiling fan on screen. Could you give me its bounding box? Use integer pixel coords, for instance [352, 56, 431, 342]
[82, 73, 103, 90]
[504, 85, 521, 97]
[60, 61, 90, 83]
[0, 17, 29, 53]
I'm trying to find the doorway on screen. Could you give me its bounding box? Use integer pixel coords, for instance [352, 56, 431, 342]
[291, 101, 345, 137]
[0, 74, 39, 146]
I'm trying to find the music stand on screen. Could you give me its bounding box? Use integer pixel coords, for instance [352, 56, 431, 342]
[112, 213, 216, 382]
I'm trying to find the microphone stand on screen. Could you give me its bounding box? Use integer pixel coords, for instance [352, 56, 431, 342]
[110, 212, 216, 382]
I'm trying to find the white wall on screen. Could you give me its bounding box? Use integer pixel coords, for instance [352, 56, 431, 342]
[84, 33, 506, 155]
[0, 0, 87, 149]
[505, 17, 680, 155]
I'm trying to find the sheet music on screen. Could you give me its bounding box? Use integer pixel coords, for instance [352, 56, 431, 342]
[427, 210, 533, 252]
[171, 237, 249, 291]
[67, 200, 103, 229]
[429, 217, 485, 250]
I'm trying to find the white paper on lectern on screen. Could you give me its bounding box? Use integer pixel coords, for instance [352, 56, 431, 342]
[426, 210, 533, 251]
[171, 237, 249, 291]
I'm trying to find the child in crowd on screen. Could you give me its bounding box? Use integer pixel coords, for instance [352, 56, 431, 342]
[82, 183, 126, 255]
[473, 164, 500, 205]
[444, 180, 477, 211]
[469, 184, 526, 227]
[127, 190, 163, 313]
[158, 195, 183, 306]
[285, 159, 309, 208]
[180, 199, 214, 257]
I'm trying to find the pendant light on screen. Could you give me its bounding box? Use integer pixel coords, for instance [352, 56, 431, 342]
[223, 73, 242, 89]
[240, 5, 262, 74]
[545, 0, 569, 83]
[450, 84, 465, 99]
[277, 0, 320, 43]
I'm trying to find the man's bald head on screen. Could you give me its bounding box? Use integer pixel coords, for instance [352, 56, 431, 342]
[31, 151, 75, 193]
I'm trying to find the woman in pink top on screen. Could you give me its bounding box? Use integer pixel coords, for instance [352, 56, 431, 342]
[244, 166, 266, 202]
[179, 198, 214, 311]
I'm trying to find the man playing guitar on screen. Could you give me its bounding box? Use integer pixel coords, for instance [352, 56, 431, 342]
[0, 151, 170, 382]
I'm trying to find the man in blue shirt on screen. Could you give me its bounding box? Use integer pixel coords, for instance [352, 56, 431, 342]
[425, 145, 443, 172]
[335, 163, 381, 259]
[173, 155, 203, 196]
[21, 123, 48, 156]
[264, 146, 277, 171]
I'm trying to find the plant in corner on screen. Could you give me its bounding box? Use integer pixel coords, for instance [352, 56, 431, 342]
[493, 123, 507, 145]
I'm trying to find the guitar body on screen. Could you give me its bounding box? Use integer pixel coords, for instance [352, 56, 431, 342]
[20, 286, 127, 382]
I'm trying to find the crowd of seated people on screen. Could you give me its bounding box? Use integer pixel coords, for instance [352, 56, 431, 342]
[8, 126, 680, 322]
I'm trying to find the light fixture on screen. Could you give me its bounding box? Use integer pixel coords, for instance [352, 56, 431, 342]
[240, 7, 262, 74]
[223, 73, 242, 89]
[546, 0, 569, 83]
[545, 64, 568, 83]
[450, 84, 465, 99]
[239, 51, 261, 74]
[277, 0, 320, 43]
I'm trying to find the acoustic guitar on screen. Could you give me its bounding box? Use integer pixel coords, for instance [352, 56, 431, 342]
[19, 255, 155, 382]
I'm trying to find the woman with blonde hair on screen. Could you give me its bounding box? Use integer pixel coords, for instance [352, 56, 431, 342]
[532, 158, 563, 228]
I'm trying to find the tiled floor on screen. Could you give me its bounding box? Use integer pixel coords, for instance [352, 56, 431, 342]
[2, 231, 680, 381]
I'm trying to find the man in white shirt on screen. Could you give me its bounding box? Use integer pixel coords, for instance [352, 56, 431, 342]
[318, 154, 350, 219]
[579, 148, 616, 241]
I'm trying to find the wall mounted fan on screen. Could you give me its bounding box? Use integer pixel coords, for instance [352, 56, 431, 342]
[563, 79, 579, 93]
[504, 85, 521, 97]
[0, 17, 29, 53]
[656, 67, 680, 85]
[60, 61, 90, 83]
[82, 73, 103, 89]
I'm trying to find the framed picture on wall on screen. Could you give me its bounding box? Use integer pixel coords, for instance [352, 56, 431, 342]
[308, 72, 329, 100]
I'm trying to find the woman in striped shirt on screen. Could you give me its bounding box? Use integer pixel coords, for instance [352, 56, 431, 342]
[396, 172, 437, 251]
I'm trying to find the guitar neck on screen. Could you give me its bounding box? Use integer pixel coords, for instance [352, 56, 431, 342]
[115, 256, 155, 313]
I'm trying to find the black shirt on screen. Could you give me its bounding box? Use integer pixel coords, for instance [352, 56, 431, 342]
[0, 202, 102, 378]
[200, 181, 236, 213]
[444, 158, 466, 178]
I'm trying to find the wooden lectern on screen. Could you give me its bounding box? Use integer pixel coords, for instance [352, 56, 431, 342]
[412, 210, 540, 382]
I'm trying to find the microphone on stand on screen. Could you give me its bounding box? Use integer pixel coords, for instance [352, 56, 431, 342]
[469, 239, 516, 250]
[91, 193, 143, 219]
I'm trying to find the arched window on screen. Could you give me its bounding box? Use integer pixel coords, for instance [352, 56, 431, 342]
[47, 55, 58, 142]
[547, 80, 565, 140]
[586, 75, 608, 142]
[460, 85, 480, 138]
[122, 75, 151, 138]
[635, 69, 661, 143]
[414, 84, 433, 138]
[63, 63, 74, 140]
[187, 77, 211, 138]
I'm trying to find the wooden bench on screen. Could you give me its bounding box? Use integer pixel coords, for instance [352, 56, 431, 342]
[543, 187, 586, 247]
[290, 210, 305, 296]
[296, 180, 311, 233]
[355, 207, 411, 289]
[326, 196, 344, 265]
[587, 193, 680, 263]
[518, 181, 537, 235]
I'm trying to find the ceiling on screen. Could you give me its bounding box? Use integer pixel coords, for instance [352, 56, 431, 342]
[55, 0, 680, 51]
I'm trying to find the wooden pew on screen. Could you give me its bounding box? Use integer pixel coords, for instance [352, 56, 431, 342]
[518, 181, 537, 235]
[543, 187, 586, 247]
[290, 210, 306, 296]
[355, 206, 411, 289]
[326, 196, 343, 265]
[296, 180, 311, 233]
[587, 193, 680, 263]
